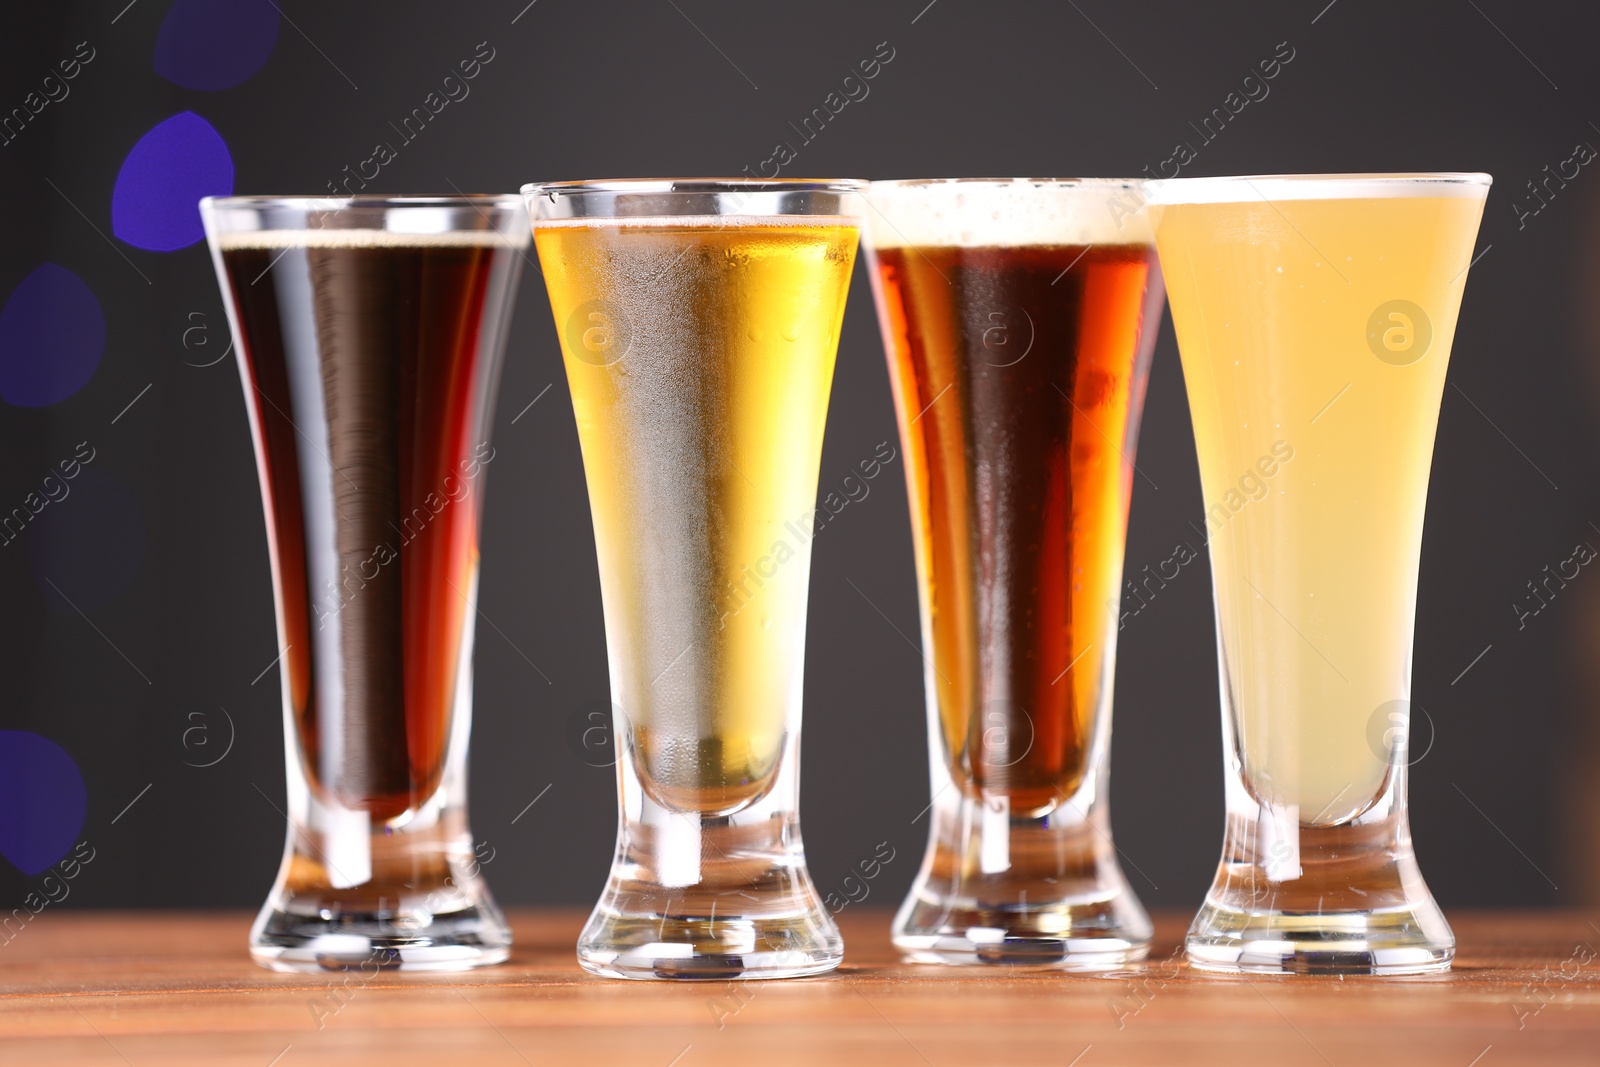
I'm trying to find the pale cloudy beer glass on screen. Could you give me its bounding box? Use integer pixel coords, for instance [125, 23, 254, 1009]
[1146, 174, 1490, 974]
[863, 179, 1166, 966]
[202, 195, 526, 971]
[526, 179, 864, 980]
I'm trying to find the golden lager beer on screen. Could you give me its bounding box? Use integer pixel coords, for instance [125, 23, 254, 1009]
[528, 179, 865, 980]
[535, 217, 857, 812]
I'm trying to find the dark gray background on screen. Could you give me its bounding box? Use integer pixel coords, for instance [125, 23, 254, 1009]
[2, 0, 1596, 917]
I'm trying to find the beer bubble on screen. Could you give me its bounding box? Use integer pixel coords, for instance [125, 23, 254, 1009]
[564, 299, 631, 366]
[1364, 699, 1435, 767]
[1366, 300, 1432, 366]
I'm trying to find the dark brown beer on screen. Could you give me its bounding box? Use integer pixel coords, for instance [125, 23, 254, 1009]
[219, 233, 518, 821]
[871, 242, 1161, 811]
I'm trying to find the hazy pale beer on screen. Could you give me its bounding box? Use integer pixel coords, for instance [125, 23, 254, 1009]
[1148, 173, 1491, 974]
[864, 179, 1165, 966]
[203, 195, 526, 972]
[528, 180, 863, 980]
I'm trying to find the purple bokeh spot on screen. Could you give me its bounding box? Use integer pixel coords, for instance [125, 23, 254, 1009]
[0, 732, 87, 876]
[29, 466, 147, 613]
[0, 264, 105, 408]
[112, 111, 233, 252]
[155, 0, 280, 91]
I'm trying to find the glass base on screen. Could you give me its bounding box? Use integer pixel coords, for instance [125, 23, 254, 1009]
[250, 789, 511, 974]
[1186, 807, 1454, 975]
[895, 895, 1150, 968]
[1186, 900, 1452, 975]
[251, 902, 512, 973]
[579, 804, 841, 981]
[578, 908, 841, 980]
[894, 788, 1151, 969]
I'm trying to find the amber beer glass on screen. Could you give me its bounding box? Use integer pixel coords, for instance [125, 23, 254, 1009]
[863, 179, 1165, 965]
[201, 195, 525, 971]
[527, 179, 864, 979]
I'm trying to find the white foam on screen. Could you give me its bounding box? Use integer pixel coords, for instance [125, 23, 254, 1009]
[862, 179, 1154, 249]
[1143, 173, 1492, 205]
[529, 214, 860, 230]
[212, 228, 529, 250]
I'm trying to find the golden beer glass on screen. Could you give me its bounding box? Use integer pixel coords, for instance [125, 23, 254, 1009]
[526, 179, 864, 979]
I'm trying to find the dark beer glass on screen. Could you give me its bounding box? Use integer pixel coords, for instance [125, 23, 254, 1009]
[201, 195, 525, 971]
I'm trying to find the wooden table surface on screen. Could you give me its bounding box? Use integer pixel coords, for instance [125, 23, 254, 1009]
[0, 909, 1597, 1065]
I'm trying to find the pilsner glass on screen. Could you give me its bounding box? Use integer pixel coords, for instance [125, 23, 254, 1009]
[862, 179, 1166, 966]
[1145, 173, 1490, 974]
[525, 178, 864, 979]
[201, 195, 526, 971]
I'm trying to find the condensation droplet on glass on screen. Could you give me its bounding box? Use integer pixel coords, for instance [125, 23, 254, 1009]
[760, 615, 773, 631]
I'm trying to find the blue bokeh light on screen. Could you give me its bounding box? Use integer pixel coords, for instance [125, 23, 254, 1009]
[154, 0, 280, 91]
[0, 263, 105, 408]
[112, 111, 233, 252]
[0, 732, 87, 876]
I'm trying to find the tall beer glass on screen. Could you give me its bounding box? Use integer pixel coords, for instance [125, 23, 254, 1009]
[863, 179, 1166, 966]
[525, 179, 864, 979]
[1146, 173, 1490, 974]
[201, 195, 526, 971]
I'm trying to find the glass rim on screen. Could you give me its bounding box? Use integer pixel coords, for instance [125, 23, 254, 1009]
[522, 178, 868, 201]
[1144, 172, 1492, 203]
[200, 194, 524, 212]
[868, 177, 1145, 190]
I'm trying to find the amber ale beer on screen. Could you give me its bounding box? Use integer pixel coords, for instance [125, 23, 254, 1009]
[864, 179, 1164, 965]
[204, 195, 525, 971]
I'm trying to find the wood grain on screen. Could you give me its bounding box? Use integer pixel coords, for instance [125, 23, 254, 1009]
[0, 910, 1596, 1065]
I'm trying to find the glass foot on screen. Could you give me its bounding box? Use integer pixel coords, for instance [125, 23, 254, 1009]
[1186, 899, 1453, 975]
[580, 751, 841, 981]
[578, 907, 841, 980]
[894, 890, 1150, 969]
[894, 790, 1152, 969]
[251, 902, 512, 973]
[1186, 808, 1454, 975]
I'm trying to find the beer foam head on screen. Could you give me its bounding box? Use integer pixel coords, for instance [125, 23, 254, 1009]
[863, 179, 1153, 249]
[212, 228, 529, 250]
[529, 214, 859, 230]
[1143, 173, 1492, 204]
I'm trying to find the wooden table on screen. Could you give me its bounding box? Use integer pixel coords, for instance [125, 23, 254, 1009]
[0, 910, 1596, 1065]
